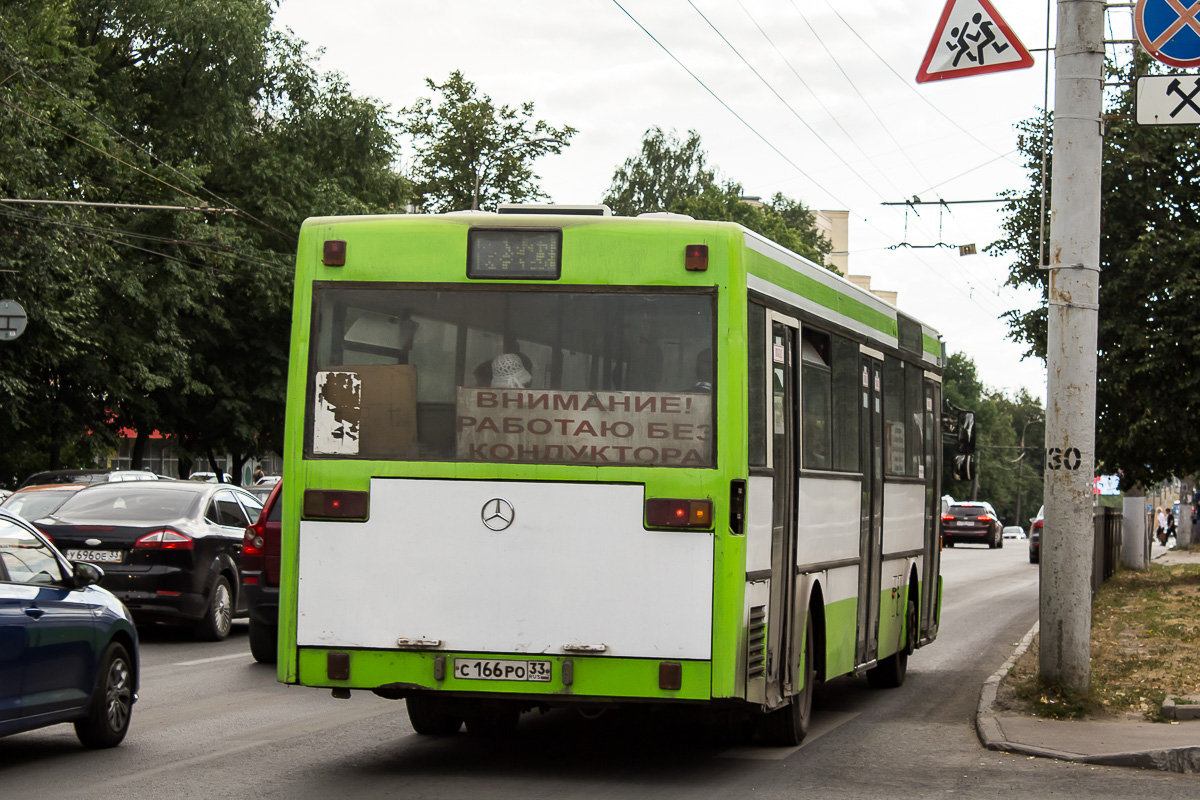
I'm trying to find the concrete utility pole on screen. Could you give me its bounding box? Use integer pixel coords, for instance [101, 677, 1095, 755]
[1040, 0, 1104, 692]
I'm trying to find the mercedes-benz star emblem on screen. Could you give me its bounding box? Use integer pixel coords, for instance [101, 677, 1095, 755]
[481, 498, 515, 531]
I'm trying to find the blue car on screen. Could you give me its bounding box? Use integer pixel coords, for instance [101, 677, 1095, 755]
[0, 509, 138, 747]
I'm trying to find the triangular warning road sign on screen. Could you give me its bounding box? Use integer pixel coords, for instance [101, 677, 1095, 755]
[916, 0, 1034, 83]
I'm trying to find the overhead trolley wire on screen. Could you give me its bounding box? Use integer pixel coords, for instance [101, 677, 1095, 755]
[0, 204, 292, 275]
[684, 0, 889, 202]
[733, 0, 906, 199]
[610, 0, 858, 211]
[612, 1, 1021, 319]
[819, 0, 1020, 164]
[0, 45, 296, 244]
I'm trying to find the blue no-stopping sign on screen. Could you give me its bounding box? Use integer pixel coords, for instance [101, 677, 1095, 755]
[1136, 0, 1200, 68]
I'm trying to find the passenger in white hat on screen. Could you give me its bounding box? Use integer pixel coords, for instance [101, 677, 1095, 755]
[491, 353, 532, 388]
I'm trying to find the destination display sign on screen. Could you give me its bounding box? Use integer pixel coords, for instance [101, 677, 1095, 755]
[467, 228, 562, 279]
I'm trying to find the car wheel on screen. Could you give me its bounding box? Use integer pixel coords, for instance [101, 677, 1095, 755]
[194, 575, 234, 641]
[74, 642, 134, 748]
[248, 617, 278, 664]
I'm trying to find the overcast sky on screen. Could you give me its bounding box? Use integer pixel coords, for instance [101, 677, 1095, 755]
[273, 0, 1138, 400]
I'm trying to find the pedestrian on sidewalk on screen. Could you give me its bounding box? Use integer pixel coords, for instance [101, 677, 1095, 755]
[1167, 508, 1177, 546]
[1156, 507, 1168, 546]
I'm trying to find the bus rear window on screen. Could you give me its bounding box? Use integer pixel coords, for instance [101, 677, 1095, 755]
[306, 286, 715, 467]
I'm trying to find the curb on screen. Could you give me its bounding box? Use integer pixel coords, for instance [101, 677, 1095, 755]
[976, 620, 1200, 773]
[976, 621, 1037, 753]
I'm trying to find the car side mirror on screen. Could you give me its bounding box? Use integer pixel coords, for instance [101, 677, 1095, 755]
[72, 561, 105, 589]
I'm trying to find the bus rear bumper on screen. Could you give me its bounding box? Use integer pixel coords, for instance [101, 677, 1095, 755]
[293, 647, 716, 704]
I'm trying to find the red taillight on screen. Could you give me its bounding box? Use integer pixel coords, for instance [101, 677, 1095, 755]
[134, 530, 193, 550]
[303, 489, 369, 519]
[941, 514, 954, 523]
[976, 515, 991, 522]
[646, 498, 712, 529]
[243, 521, 266, 555]
[685, 244, 708, 271]
[1032, 520, 1043, 532]
[323, 239, 346, 266]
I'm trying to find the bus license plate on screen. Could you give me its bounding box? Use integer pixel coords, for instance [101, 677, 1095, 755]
[66, 549, 123, 563]
[453, 659, 552, 682]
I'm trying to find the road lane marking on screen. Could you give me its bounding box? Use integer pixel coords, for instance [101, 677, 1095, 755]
[174, 652, 254, 666]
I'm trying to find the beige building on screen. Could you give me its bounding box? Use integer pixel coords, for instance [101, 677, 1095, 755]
[815, 208, 898, 306]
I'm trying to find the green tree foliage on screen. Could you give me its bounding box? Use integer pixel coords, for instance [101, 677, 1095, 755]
[402, 70, 576, 213]
[990, 59, 1200, 489]
[0, 0, 407, 484]
[604, 127, 833, 267]
[941, 352, 1045, 526]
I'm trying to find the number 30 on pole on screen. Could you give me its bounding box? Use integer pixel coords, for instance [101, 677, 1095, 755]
[1046, 447, 1083, 470]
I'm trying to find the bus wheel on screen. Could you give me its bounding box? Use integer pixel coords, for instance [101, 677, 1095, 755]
[406, 695, 463, 735]
[757, 616, 814, 746]
[465, 706, 521, 737]
[867, 599, 914, 689]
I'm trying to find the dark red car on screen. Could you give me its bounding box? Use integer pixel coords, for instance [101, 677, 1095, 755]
[1029, 505, 1043, 563]
[242, 480, 282, 663]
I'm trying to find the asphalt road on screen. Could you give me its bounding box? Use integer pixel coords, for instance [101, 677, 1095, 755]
[3, 542, 1197, 798]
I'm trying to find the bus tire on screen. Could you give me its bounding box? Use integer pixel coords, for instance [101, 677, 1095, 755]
[248, 618, 278, 664]
[867, 599, 914, 689]
[757, 615, 814, 746]
[465, 706, 521, 737]
[406, 695, 463, 735]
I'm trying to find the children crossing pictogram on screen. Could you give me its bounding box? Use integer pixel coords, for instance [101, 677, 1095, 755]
[916, 0, 1034, 83]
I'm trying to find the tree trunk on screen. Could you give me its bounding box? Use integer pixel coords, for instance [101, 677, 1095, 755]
[205, 445, 224, 482]
[130, 431, 147, 470]
[1179, 477, 1195, 548]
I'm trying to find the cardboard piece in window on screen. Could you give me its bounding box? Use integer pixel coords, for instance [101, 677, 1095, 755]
[356, 365, 418, 459]
[314, 365, 417, 458]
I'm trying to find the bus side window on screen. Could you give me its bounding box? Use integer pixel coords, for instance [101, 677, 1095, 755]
[883, 357, 906, 476]
[831, 334, 859, 473]
[800, 328, 831, 470]
[747, 302, 767, 467]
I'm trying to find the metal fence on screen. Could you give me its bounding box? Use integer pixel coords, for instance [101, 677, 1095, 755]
[1093, 506, 1122, 594]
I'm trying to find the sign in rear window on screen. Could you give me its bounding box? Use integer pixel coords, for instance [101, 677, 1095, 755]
[468, 228, 561, 279]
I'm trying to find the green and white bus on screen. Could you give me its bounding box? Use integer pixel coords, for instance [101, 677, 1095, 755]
[279, 204, 945, 745]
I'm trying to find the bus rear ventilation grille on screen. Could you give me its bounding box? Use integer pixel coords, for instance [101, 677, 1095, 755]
[747, 605, 767, 678]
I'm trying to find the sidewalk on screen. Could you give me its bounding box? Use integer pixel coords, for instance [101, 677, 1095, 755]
[976, 544, 1200, 774]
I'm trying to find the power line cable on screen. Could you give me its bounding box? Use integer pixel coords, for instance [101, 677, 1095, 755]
[819, 1, 1020, 164]
[0, 205, 292, 274]
[613, 2, 1013, 318]
[684, 0, 888, 201]
[733, 0, 906, 198]
[785, 1, 938, 191]
[609, 0, 857, 210]
[0, 46, 296, 243]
